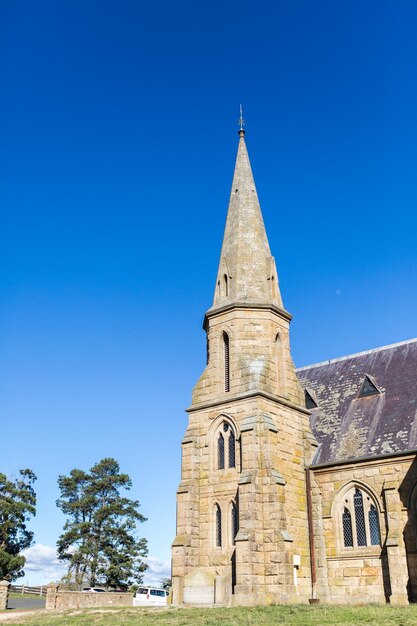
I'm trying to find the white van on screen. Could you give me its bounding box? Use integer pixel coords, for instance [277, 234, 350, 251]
[133, 587, 169, 606]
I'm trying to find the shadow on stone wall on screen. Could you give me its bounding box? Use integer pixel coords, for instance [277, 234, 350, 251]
[399, 456, 417, 602]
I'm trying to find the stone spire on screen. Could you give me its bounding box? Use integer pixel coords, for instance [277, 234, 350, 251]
[212, 125, 284, 309]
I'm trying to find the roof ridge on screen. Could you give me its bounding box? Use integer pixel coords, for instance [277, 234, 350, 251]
[296, 337, 417, 372]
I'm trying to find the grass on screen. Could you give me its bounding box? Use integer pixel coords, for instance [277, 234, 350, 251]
[3, 604, 417, 626]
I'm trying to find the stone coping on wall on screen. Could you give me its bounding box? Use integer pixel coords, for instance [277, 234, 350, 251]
[46, 585, 134, 610]
[187, 389, 310, 415]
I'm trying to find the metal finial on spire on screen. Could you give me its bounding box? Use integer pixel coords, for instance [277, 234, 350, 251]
[238, 104, 245, 136]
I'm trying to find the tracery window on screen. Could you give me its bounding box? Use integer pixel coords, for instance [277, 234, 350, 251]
[216, 421, 236, 470]
[340, 486, 381, 549]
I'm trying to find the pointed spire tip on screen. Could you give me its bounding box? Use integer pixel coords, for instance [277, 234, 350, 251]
[238, 104, 245, 137]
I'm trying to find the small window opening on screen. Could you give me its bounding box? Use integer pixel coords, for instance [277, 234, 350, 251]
[354, 488, 366, 546]
[275, 333, 282, 390]
[218, 433, 225, 470]
[369, 505, 381, 545]
[223, 332, 230, 392]
[224, 274, 228, 297]
[342, 508, 353, 547]
[305, 388, 318, 409]
[231, 503, 238, 545]
[215, 504, 222, 547]
[228, 430, 236, 468]
[358, 375, 380, 398]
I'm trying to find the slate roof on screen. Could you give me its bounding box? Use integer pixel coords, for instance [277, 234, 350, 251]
[297, 338, 417, 465]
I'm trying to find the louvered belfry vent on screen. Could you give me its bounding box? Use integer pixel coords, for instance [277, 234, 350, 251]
[224, 332, 230, 392]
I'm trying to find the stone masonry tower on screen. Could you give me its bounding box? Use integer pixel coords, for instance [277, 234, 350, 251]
[172, 121, 317, 606]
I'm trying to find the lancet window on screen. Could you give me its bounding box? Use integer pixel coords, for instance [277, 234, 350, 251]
[231, 502, 238, 545]
[340, 486, 381, 549]
[215, 504, 222, 548]
[223, 332, 230, 392]
[216, 421, 237, 470]
[218, 433, 225, 470]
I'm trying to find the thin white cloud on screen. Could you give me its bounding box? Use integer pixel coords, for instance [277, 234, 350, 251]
[17, 544, 170, 588]
[18, 543, 67, 585]
[142, 556, 171, 587]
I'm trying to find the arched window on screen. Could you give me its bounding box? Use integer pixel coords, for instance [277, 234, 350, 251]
[223, 332, 230, 392]
[218, 433, 225, 470]
[231, 502, 238, 545]
[216, 421, 237, 471]
[275, 333, 286, 393]
[340, 486, 381, 549]
[215, 504, 222, 548]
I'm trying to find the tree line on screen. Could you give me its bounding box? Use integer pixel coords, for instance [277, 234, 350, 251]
[0, 458, 148, 590]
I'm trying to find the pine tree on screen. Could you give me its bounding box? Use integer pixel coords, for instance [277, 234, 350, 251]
[56, 458, 148, 589]
[0, 469, 37, 581]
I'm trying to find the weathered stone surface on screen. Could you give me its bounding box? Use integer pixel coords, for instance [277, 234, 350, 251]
[45, 585, 133, 610]
[0, 580, 10, 611]
[171, 126, 417, 608]
[172, 131, 314, 607]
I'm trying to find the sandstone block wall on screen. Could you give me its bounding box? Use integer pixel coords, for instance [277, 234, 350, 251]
[173, 304, 316, 606]
[312, 453, 417, 604]
[0, 581, 10, 611]
[46, 585, 133, 610]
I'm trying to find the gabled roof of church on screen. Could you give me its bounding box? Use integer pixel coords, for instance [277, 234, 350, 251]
[210, 127, 284, 310]
[297, 338, 417, 465]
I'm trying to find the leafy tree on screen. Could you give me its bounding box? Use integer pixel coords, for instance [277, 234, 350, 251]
[160, 577, 172, 590]
[0, 469, 37, 581]
[56, 458, 148, 590]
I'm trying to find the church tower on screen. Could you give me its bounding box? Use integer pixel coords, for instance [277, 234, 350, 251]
[172, 119, 317, 606]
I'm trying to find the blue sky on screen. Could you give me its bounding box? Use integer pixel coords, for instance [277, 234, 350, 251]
[1, 0, 417, 584]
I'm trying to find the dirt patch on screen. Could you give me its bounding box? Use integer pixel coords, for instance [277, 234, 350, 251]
[0, 610, 44, 623]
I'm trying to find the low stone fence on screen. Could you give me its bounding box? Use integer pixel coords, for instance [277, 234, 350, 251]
[0, 581, 10, 610]
[46, 584, 134, 610]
